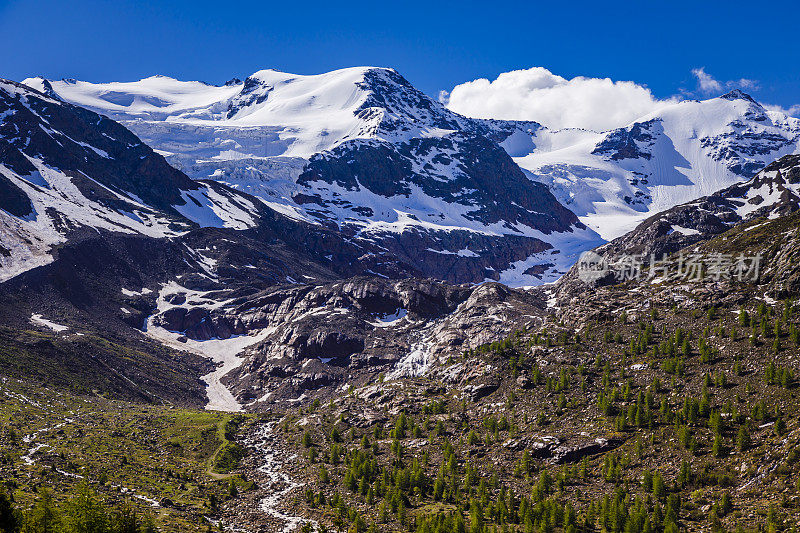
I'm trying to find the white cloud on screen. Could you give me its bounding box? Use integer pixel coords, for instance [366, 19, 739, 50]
[691, 67, 759, 95]
[442, 67, 680, 132]
[764, 103, 800, 117]
[691, 67, 722, 94]
[736, 78, 760, 90]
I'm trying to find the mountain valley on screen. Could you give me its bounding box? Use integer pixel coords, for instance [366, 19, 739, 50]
[2, 65, 800, 532]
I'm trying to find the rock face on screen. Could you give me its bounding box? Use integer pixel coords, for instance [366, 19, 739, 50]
[0, 79, 197, 214]
[0, 173, 32, 218]
[144, 275, 546, 407]
[591, 119, 658, 161]
[0, 78, 275, 283]
[297, 132, 579, 234]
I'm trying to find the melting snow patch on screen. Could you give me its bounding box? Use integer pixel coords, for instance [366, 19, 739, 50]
[132, 494, 160, 508]
[387, 341, 432, 379]
[74, 140, 110, 159]
[371, 308, 407, 327]
[144, 324, 270, 413]
[668, 225, 700, 236]
[425, 248, 479, 257]
[121, 287, 152, 297]
[745, 222, 767, 232]
[30, 314, 68, 332]
[143, 282, 272, 412]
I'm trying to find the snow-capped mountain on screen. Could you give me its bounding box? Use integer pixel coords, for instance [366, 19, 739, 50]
[25, 68, 531, 159]
[0, 78, 282, 282]
[20, 67, 800, 284]
[0, 78, 442, 351]
[511, 90, 800, 239]
[593, 152, 800, 260]
[25, 68, 601, 285]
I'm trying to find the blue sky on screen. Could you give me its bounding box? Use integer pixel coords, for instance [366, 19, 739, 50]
[2, 0, 798, 110]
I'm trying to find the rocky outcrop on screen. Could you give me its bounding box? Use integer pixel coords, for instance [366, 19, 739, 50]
[592, 119, 658, 161]
[550, 437, 626, 464]
[143, 275, 547, 407]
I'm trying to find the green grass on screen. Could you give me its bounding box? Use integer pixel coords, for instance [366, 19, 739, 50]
[0, 376, 253, 531]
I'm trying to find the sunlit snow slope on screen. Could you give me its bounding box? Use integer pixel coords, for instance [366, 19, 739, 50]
[29, 68, 799, 282]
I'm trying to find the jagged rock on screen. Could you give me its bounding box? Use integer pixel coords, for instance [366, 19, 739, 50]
[158, 307, 187, 332]
[293, 373, 336, 390]
[465, 382, 500, 401]
[550, 437, 626, 464]
[516, 375, 533, 389]
[352, 409, 388, 428]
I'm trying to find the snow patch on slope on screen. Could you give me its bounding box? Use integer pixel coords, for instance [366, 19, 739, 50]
[29, 314, 68, 332]
[173, 183, 259, 229]
[0, 160, 185, 282]
[143, 282, 269, 412]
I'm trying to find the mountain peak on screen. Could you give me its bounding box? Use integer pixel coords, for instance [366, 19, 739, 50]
[240, 66, 398, 91]
[720, 88, 758, 104]
[1, 77, 60, 104]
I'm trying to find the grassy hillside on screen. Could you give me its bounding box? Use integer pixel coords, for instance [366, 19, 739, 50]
[0, 377, 257, 531]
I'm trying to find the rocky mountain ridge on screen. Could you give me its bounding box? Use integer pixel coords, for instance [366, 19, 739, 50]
[27, 69, 800, 283]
